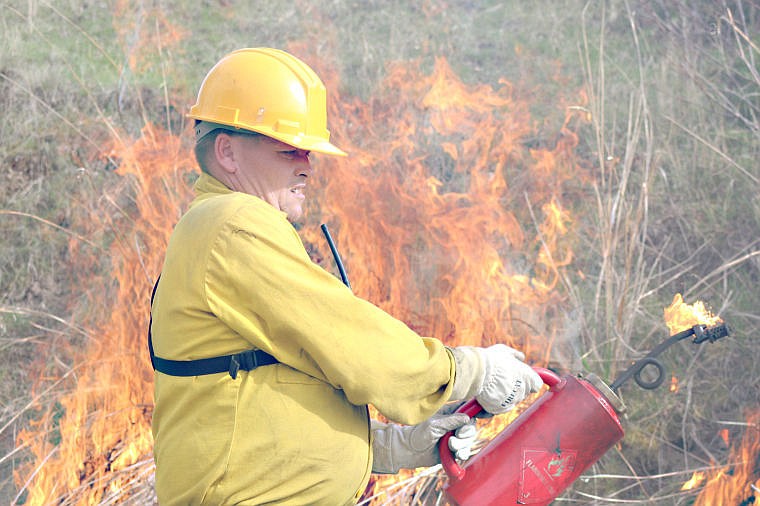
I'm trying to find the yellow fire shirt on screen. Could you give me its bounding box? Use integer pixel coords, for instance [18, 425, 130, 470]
[151, 173, 455, 505]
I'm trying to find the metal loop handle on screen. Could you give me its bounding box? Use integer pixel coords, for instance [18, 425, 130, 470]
[632, 357, 666, 390]
[609, 323, 730, 392]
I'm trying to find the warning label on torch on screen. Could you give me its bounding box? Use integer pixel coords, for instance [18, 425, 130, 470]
[518, 448, 578, 504]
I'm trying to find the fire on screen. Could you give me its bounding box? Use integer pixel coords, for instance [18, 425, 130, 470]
[14, 125, 194, 504]
[303, 55, 582, 357]
[14, 50, 586, 502]
[669, 375, 679, 393]
[113, 0, 187, 73]
[663, 293, 723, 336]
[720, 428, 730, 446]
[682, 471, 706, 491]
[14, 38, 750, 504]
[692, 411, 760, 505]
[303, 55, 585, 502]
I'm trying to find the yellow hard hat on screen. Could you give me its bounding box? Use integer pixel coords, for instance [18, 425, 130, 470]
[188, 48, 346, 156]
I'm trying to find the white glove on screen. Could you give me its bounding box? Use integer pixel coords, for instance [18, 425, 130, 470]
[450, 344, 543, 415]
[371, 413, 477, 474]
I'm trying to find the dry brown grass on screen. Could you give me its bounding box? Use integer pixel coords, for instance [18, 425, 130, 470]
[1, 0, 758, 504]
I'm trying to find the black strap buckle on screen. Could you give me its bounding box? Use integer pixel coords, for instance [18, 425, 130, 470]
[229, 350, 261, 379]
[239, 350, 257, 370]
[229, 355, 240, 379]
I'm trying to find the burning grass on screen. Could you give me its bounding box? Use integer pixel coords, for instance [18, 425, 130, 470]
[10, 47, 588, 502]
[692, 410, 760, 506]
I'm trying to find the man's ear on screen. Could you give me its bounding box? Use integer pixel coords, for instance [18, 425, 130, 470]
[214, 132, 237, 174]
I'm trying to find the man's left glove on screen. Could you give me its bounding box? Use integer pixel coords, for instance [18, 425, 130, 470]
[371, 413, 477, 474]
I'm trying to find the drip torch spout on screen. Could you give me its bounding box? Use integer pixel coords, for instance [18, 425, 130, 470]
[609, 323, 731, 393]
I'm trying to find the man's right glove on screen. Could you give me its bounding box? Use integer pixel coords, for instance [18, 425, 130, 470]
[449, 344, 543, 415]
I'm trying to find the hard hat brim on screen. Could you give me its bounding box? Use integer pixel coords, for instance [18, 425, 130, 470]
[191, 119, 347, 157]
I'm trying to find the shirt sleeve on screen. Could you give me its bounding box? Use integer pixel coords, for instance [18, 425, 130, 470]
[204, 206, 455, 425]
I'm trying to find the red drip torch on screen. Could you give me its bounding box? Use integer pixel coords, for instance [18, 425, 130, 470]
[439, 323, 731, 506]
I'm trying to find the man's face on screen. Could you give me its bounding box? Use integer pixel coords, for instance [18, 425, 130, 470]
[226, 134, 313, 221]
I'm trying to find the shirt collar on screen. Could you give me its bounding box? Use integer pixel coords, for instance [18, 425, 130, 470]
[192, 172, 289, 220]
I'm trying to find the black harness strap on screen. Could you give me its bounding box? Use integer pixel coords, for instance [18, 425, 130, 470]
[151, 348, 279, 379]
[148, 276, 278, 379]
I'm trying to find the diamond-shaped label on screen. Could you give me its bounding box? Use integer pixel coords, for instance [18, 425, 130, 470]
[518, 448, 577, 504]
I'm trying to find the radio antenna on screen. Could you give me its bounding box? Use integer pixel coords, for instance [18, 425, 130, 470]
[320, 223, 351, 290]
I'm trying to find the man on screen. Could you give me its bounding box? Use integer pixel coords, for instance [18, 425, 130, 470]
[150, 48, 542, 505]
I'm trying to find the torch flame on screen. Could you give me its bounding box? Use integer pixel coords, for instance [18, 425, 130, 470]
[663, 293, 723, 336]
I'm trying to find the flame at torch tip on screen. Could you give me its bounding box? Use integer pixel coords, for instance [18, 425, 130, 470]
[663, 293, 723, 336]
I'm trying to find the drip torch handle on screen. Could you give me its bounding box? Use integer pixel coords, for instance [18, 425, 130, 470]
[440, 367, 561, 481]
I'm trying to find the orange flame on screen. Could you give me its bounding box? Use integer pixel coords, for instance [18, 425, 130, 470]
[670, 375, 679, 393]
[682, 471, 706, 491]
[720, 428, 730, 446]
[693, 411, 760, 505]
[304, 54, 586, 502]
[15, 125, 194, 504]
[663, 293, 723, 336]
[15, 52, 588, 502]
[113, 1, 188, 73]
[304, 56, 585, 357]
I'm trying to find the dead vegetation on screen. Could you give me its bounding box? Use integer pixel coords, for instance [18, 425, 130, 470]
[0, 0, 758, 504]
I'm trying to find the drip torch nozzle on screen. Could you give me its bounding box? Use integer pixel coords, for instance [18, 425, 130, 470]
[692, 322, 731, 344]
[609, 323, 731, 392]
